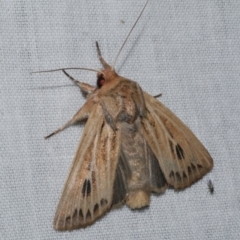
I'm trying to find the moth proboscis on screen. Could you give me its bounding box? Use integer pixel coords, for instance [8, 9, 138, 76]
[33, 0, 213, 231]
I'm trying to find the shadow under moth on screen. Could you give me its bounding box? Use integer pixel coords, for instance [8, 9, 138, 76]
[35, 0, 213, 231]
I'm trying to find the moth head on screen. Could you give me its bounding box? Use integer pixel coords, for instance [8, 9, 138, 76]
[97, 68, 118, 88]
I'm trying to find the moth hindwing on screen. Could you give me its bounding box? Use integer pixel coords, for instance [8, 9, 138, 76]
[38, 0, 213, 231]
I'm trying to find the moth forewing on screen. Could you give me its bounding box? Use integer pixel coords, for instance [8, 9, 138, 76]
[54, 104, 122, 230]
[141, 92, 213, 189]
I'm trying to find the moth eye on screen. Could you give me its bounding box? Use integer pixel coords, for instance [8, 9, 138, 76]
[97, 74, 105, 88]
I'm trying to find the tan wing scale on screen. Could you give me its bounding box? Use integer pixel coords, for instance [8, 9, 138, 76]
[54, 104, 121, 230]
[141, 92, 213, 189]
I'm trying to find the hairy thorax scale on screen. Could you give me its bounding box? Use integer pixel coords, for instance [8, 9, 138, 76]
[97, 71, 145, 128]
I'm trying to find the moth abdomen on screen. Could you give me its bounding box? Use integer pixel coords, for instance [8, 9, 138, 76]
[126, 190, 150, 209]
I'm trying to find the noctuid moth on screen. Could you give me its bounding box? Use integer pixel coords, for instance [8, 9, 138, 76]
[34, 0, 213, 231]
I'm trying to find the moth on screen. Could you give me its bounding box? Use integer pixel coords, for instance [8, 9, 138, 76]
[207, 179, 214, 194]
[34, 0, 213, 231]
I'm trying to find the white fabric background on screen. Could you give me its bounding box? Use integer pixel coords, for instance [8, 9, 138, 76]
[1, 0, 240, 239]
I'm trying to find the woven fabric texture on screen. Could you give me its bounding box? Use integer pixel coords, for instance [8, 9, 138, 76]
[1, 1, 240, 239]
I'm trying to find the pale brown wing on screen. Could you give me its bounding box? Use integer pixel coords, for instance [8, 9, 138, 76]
[141, 92, 213, 189]
[54, 104, 121, 230]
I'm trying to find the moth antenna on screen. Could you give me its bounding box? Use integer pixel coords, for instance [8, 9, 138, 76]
[96, 41, 111, 69]
[31, 67, 102, 75]
[112, 0, 149, 69]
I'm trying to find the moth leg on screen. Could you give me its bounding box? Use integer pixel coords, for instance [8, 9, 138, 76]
[62, 70, 96, 94]
[153, 93, 162, 98]
[45, 99, 94, 139]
